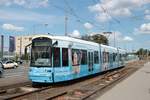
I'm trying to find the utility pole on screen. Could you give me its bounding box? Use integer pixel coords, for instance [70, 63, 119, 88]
[113, 32, 116, 47]
[19, 37, 22, 60]
[65, 15, 68, 36]
[64, 2, 68, 36]
[1, 35, 4, 59]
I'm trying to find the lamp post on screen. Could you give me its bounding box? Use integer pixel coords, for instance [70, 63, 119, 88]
[65, 15, 68, 36]
[113, 32, 116, 47]
[0, 35, 4, 59]
[19, 37, 22, 60]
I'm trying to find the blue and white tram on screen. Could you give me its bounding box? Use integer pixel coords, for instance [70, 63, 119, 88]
[28, 35, 126, 84]
[101, 45, 118, 71]
[118, 49, 126, 67]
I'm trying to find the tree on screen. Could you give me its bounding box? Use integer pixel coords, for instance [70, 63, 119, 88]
[136, 48, 150, 60]
[82, 34, 108, 45]
[15, 54, 19, 61]
[21, 53, 30, 61]
[136, 48, 150, 55]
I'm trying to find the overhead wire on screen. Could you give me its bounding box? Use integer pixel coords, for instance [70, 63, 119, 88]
[51, 0, 105, 30]
[92, 0, 135, 35]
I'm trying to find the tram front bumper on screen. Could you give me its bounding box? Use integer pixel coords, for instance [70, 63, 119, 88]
[28, 67, 53, 83]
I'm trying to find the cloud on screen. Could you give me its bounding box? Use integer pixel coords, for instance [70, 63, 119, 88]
[69, 30, 81, 38]
[85, 31, 134, 48]
[144, 9, 150, 20]
[145, 15, 150, 20]
[135, 23, 150, 34]
[107, 31, 124, 42]
[88, 0, 150, 22]
[14, 0, 26, 6]
[0, 0, 49, 8]
[84, 22, 93, 30]
[0, 9, 58, 23]
[145, 9, 150, 14]
[2, 23, 24, 31]
[101, 31, 134, 47]
[123, 36, 133, 42]
[96, 13, 111, 22]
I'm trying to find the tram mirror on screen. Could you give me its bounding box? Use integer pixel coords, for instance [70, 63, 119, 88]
[24, 43, 32, 55]
[52, 41, 58, 47]
[25, 47, 27, 55]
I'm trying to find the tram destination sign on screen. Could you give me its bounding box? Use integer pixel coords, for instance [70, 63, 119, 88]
[33, 42, 51, 47]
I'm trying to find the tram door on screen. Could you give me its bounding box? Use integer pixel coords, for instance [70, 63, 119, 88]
[88, 52, 94, 72]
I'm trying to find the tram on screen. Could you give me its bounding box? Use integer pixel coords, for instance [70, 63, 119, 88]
[28, 35, 127, 84]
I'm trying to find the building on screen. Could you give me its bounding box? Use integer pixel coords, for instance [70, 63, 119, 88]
[15, 35, 33, 56]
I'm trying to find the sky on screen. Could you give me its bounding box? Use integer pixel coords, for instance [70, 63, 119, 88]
[0, 0, 150, 51]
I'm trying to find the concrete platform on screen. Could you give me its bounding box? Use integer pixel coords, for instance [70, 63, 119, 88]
[97, 62, 150, 100]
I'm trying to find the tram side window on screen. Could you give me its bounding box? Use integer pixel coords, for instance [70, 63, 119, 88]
[124, 54, 127, 60]
[94, 51, 99, 64]
[119, 54, 122, 61]
[53, 47, 60, 67]
[121, 54, 125, 61]
[113, 53, 116, 62]
[103, 51, 109, 63]
[62, 48, 68, 66]
[81, 50, 87, 65]
[72, 49, 82, 65]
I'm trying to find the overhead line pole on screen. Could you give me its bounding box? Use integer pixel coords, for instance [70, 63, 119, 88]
[114, 32, 116, 47]
[1, 35, 4, 59]
[64, 0, 68, 36]
[65, 15, 68, 36]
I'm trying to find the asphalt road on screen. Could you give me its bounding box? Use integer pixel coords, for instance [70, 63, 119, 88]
[3, 65, 29, 78]
[0, 65, 30, 87]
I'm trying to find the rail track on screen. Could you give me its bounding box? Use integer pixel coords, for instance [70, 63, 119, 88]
[0, 60, 146, 100]
[48, 67, 136, 100]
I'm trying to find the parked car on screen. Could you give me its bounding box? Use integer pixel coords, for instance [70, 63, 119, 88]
[3, 61, 18, 69]
[0, 62, 4, 78]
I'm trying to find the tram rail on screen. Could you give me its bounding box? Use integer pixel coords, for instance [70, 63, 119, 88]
[0, 60, 146, 100]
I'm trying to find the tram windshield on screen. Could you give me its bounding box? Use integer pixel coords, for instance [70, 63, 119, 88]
[30, 38, 52, 67]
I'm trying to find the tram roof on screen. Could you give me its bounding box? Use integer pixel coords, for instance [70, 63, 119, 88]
[118, 48, 126, 53]
[100, 44, 117, 50]
[32, 34, 100, 46]
[32, 34, 125, 51]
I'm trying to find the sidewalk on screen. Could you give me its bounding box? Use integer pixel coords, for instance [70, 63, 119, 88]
[97, 62, 150, 100]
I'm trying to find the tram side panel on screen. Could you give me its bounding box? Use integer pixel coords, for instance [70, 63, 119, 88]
[53, 40, 101, 82]
[100, 45, 122, 72]
[109, 48, 118, 70]
[100, 45, 111, 71]
[52, 40, 72, 82]
[68, 42, 101, 80]
[118, 49, 126, 67]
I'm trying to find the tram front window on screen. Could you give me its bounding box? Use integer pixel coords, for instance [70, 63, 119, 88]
[31, 46, 51, 67]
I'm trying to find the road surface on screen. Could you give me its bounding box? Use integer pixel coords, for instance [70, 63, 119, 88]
[0, 65, 29, 87]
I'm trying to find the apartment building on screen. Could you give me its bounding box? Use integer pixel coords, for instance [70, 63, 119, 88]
[15, 35, 33, 55]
